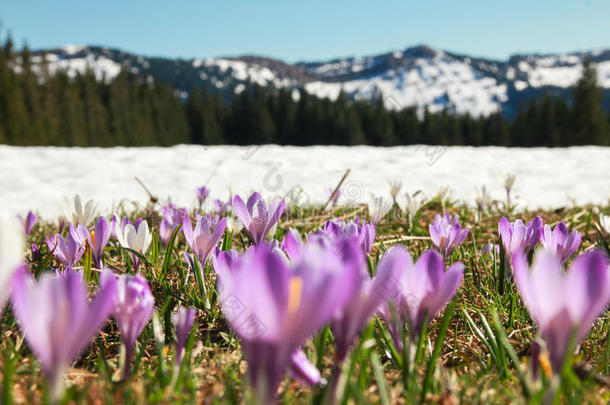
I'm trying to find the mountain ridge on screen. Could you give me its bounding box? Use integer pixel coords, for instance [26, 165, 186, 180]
[23, 43, 610, 118]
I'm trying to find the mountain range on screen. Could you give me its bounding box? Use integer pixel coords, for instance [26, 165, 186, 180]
[26, 44, 610, 118]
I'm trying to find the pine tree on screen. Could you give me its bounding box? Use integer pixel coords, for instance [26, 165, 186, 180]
[20, 45, 45, 145]
[571, 58, 609, 145]
[79, 70, 111, 146]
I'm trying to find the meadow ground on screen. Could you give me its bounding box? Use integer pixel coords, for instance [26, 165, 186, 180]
[2, 191, 610, 404]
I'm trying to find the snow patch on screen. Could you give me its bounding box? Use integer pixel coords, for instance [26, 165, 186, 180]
[0, 145, 607, 217]
[63, 44, 85, 55]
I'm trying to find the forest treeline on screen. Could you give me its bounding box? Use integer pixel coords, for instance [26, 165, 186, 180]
[1, 38, 609, 147]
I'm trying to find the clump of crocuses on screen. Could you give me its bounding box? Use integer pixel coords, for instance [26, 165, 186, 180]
[498, 216, 543, 258]
[71, 217, 111, 268]
[378, 248, 464, 350]
[331, 243, 404, 362]
[232, 192, 285, 245]
[11, 267, 117, 400]
[315, 217, 375, 254]
[113, 274, 155, 379]
[46, 231, 84, 267]
[512, 249, 610, 372]
[429, 213, 470, 257]
[218, 241, 359, 404]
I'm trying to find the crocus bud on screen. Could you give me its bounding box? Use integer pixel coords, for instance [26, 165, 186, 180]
[113, 274, 155, 379]
[195, 186, 210, 209]
[172, 307, 197, 367]
[17, 211, 37, 236]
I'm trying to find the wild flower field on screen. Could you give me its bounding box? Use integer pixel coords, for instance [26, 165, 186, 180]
[1, 185, 610, 404]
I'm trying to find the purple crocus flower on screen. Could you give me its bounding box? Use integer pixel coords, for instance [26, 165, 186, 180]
[281, 229, 305, 261]
[11, 266, 117, 399]
[160, 204, 186, 247]
[318, 218, 376, 255]
[214, 199, 229, 216]
[90, 217, 111, 268]
[173, 307, 197, 367]
[110, 215, 133, 240]
[70, 218, 111, 269]
[331, 244, 405, 361]
[17, 211, 37, 236]
[218, 241, 359, 403]
[512, 250, 610, 372]
[429, 214, 470, 257]
[195, 186, 211, 210]
[182, 214, 226, 268]
[46, 232, 84, 267]
[113, 274, 155, 379]
[211, 248, 241, 280]
[482, 243, 500, 257]
[31, 243, 41, 261]
[378, 249, 464, 347]
[232, 192, 285, 245]
[498, 216, 543, 258]
[540, 222, 582, 263]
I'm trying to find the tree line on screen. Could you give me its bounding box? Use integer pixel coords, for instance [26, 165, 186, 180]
[1, 38, 609, 147]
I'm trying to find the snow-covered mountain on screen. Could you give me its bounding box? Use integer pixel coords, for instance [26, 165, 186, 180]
[25, 44, 610, 117]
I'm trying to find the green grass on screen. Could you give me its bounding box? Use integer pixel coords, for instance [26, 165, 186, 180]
[2, 195, 610, 404]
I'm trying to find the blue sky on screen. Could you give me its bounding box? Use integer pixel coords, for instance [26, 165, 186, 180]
[1, 0, 609, 62]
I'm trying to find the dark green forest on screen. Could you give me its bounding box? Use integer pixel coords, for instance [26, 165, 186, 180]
[1, 38, 609, 147]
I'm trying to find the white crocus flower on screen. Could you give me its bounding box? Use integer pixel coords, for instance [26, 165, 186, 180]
[0, 213, 24, 310]
[475, 185, 491, 211]
[117, 221, 152, 255]
[388, 180, 402, 204]
[404, 192, 426, 222]
[63, 195, 97, 226]
[503, 173, 517, 193]
[600, 213, 610, 234]
[368, 194, 392, 224]
[226, 216, 244, 235]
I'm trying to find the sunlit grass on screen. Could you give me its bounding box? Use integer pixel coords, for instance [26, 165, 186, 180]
[2, 194, 610, 404]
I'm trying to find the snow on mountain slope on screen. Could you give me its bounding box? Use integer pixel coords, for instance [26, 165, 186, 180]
[19, 46, 122, 82]
[304, 51, 508, 116]
[22, 44, 610, 117]
[202, 58, 297, 88]
[514, 55, 610, 89]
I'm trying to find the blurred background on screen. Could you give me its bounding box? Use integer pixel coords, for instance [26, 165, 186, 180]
[0, 0, 609, 147]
